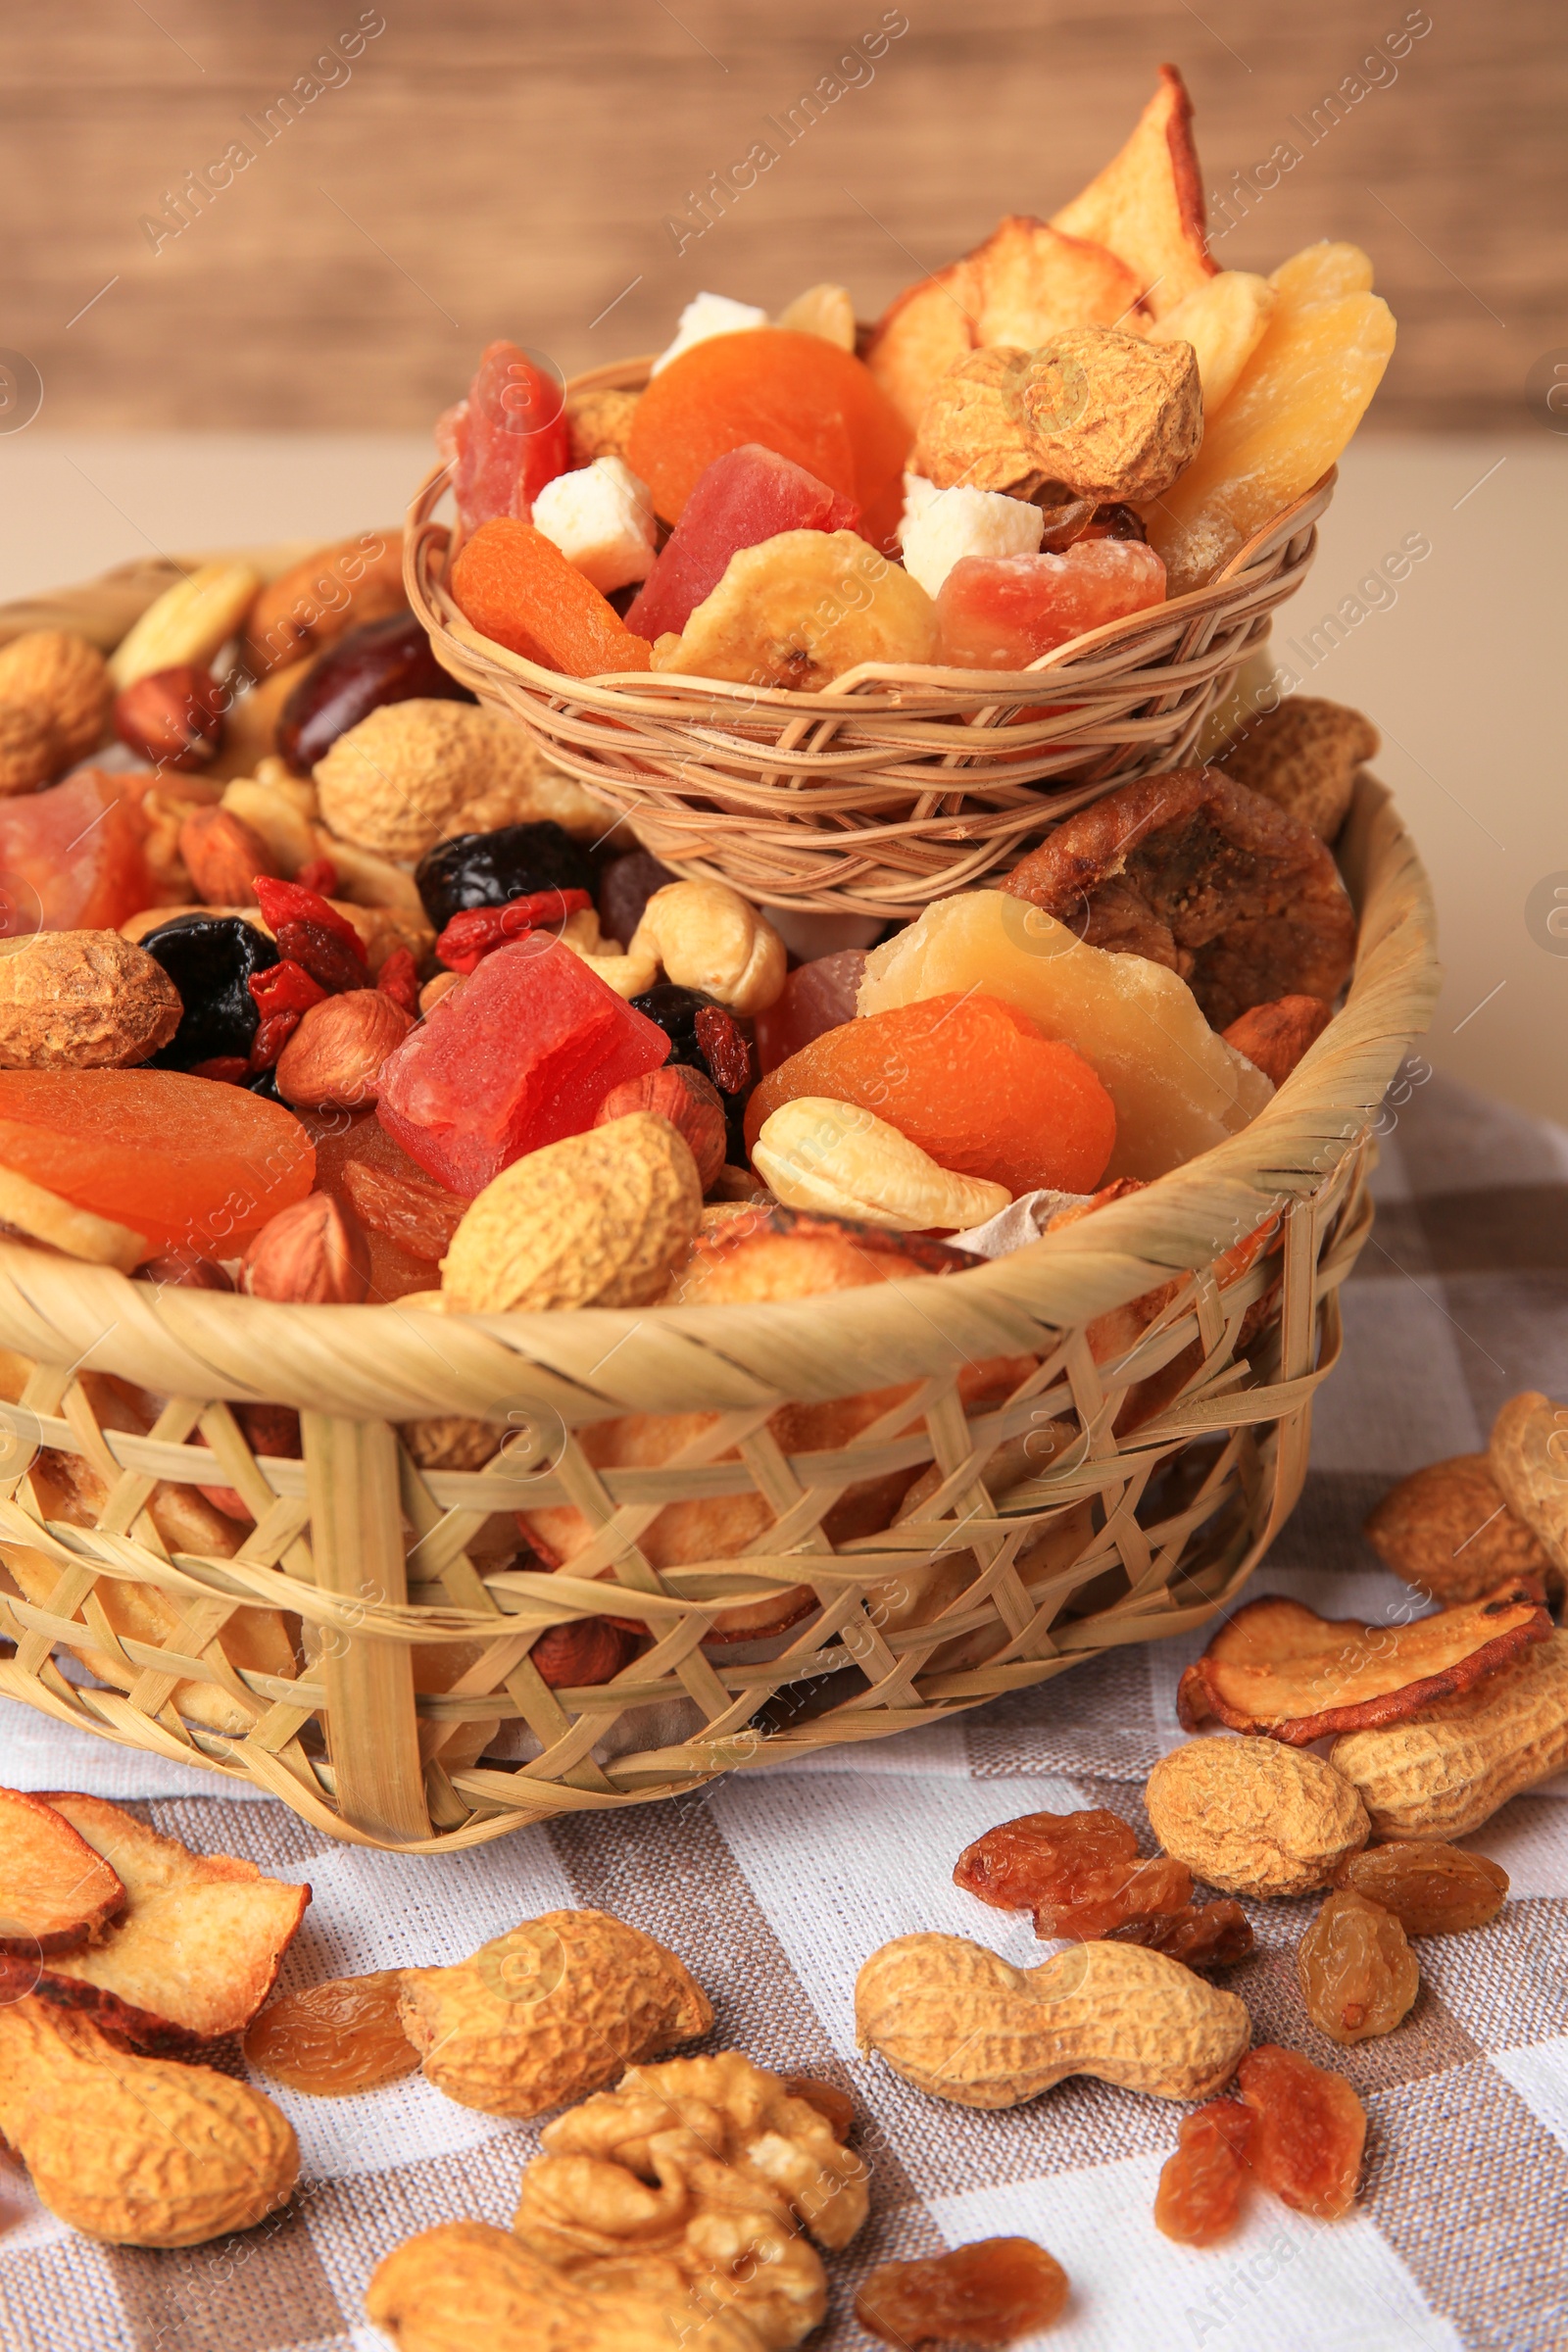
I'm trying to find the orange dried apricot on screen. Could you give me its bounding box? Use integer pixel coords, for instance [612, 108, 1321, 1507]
[0, 1069, 315, 1256]
[745, 994, 1116, 1197]
[449, 519, 652, 677]
[626, 328, 911, 548]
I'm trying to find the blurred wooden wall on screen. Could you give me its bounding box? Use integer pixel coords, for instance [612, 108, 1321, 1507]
[4, 0, 1562, 432]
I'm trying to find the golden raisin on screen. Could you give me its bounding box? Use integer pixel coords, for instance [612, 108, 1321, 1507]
[1108, 1899, 1253, 1969]
[954, 1809, 1192, 1938]
[857, 2238, 1069, 2347]
[1238, 2042, 1366, 2218]
[1153, 2098, 1253, 2245]
[243, 1970, 419, 2095]
[1336, 1841, 1507, 1936]
[1298, 1888, 1419, 2044]
[783, 2075, 856, 2140]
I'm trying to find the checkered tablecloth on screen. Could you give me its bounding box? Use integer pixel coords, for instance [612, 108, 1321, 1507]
[3, 1064, 1566, 2352]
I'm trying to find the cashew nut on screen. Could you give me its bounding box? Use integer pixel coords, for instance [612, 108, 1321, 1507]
[754, 1097, 1010, 1232]
[626, 880, 787, 1013]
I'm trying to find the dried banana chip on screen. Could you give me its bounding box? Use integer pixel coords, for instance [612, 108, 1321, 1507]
[652, 529, 939, 690]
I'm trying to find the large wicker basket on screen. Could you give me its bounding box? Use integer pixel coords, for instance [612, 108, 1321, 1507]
[407, 355, 1335, 917]
[0, 527, 1438, 1848]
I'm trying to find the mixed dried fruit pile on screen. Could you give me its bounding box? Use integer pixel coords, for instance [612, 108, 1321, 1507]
[435, 71, 1395, 689]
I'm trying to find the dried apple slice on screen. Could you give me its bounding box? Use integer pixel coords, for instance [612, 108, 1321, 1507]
[1051, 65, 1216, 319]
[0, 1787, 125, 1956]
[1178, 1584, 1552, 1744]
[24, 1792, 310, 2053]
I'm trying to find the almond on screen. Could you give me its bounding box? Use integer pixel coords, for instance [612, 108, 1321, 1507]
[594, 1062, 727, 1192]
[179, 805, 280, 905]
[274, 989, 414, 1110]
[442, 1113, 702, 1314]
[114, 665, 226, 771]
[242, 1192, 369, 1304]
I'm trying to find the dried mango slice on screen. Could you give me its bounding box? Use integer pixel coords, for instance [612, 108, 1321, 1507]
[1146, 248, 1395, 595]
[651, 530, 938, 690]
[1177, 1583, 1553, 1744]
[1149, 271, 1275, 418]
[1050, 66, 1216, 318]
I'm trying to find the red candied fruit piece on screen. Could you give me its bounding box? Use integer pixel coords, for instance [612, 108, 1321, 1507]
[754, 951, 867, 1075]
[745, 993, 1116, 1197]
[625, 444, 859, 641]
[936, 540, 1168, 670]
[450, 520, 652, 678]
[625, 329, 911, 551]
[0, 769, 154, 936]
[0, 1069, 314, 1257]
[376, 935, 671, 1194]
[448, 340, 572, 534]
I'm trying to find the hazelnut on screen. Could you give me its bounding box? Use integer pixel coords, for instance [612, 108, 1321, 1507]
[594, 1062, 727, 1193]
[114, 664, 226, 770]
[0, 629, 113, 770]
[274, 989, 414, 1110]
[242, 1192, 370, 1304]
[178, 805, 280, 905]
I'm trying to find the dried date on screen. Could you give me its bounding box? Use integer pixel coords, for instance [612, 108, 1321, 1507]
[1238, 2042, 1366, 2219]
[1153, 2098, 1253, 2246]
[857, 2237, 1069, 2347]
[1335, 1841, 1507, 1936]
[1298, 1887, 1418, 2044]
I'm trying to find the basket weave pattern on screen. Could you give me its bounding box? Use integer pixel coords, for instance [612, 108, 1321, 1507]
[0, 756, 1436, 1848]
[407, 358, 1336, 917]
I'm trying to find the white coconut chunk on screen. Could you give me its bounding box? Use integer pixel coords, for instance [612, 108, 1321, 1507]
[531, 457, 658, 594]
[900, 485, 1046, 599]
[652, 291, 769, 375]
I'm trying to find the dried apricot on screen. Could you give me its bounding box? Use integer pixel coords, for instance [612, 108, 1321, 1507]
[1108, 1900, 1253, 1969]
[449, 519, 652, 677]
[1154, 2098, 1253, 2245]
[954, 1808, 1192, 1939]
[626, 327, 911, 548]
[857, 2237, 1069, 2346]
[1237, 2042, 1365, 2219]
[1335, 1841, 1507, 1936]
[745, 995, 1116, 1197]
[1297, 1888, 1419, 2043]
[244, 1971, 419, 2095]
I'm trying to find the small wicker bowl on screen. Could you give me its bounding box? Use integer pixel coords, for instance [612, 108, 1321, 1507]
[0, 533, 1438, 1853]
[406, 354, 1335, 918]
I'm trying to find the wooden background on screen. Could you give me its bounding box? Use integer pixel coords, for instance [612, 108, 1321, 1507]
[3, 0, 1563, 434]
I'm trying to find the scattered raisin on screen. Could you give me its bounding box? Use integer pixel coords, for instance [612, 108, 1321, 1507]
[856, 2238, 1069, 2347]
[1336, 1841, 1507, 1936]
[1298, 1887, 1419, 2044]
[340, 1157, 468, 1263]
[1238, 2042, 1366, 2219]
[783, 2075, 856, 2140]
[1153, 2099, 1253, 2245]
[1108, 1899, 1253, 1969]
[954, 1809, 1192, 1939]
[243, 1970, 418, 2095]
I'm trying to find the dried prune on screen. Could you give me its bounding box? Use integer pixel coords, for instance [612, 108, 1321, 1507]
[1108, 1899, 1253, 1969]
[243, 1970, 419, 2095]
[142, 912, 278, 1069]
[1238, 2042, 1365, 2218]
[1154, 2099, 1253, 2245]
[783, 2076, 856, 2140]
[857, 2238, 1069, 2347]
[278, 609, 475, 775]
[632, 981, 755, 1159]
[415, 819, 594, 931]
[954, 1808, 1192, 1939]
[1336, 1841, 1507, 1936]
[1298, 1887, 1418, 2043]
